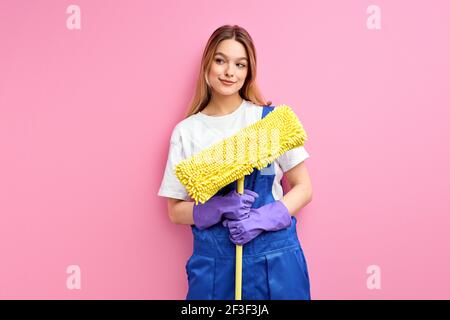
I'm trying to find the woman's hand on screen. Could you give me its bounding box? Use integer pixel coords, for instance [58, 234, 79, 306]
[193, 189, 258, 230]
[222, 200, 292, 245]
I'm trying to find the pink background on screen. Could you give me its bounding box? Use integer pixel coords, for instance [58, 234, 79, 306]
[1, 0, 449, 299]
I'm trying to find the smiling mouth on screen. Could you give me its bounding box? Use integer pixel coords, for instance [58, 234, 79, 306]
[220, 79, 235, 84]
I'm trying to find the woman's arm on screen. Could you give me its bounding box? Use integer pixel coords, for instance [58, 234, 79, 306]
[167, 198, 195, 225]
[280, 162, 313, 216]
[167, 161, 312, 224]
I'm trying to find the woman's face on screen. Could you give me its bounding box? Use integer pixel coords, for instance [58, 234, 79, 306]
[207, 39, 249, 96]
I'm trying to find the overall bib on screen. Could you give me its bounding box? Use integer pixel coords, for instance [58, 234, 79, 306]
[185, 106, 311, 300]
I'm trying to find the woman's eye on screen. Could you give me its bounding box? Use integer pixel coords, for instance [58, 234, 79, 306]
[215, 58, 246, 68]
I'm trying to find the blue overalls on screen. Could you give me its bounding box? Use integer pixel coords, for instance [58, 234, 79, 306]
[185, 106, 311, 300]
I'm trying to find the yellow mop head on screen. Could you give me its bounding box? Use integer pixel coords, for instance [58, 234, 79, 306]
[175, 105, 308, 205]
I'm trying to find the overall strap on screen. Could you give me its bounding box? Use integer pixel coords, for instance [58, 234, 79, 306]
[261, 105, 275, 119]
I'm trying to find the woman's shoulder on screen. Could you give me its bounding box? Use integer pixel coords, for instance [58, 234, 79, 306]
[169, 113, 201, 143]
[174, 113, 201, 132]
[244, 100, 266, 112]
[244, 100, 277, 120]
[246, 100, 277, 110]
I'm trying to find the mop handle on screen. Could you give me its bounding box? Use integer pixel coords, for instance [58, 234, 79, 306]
[235, 177, 244, 300]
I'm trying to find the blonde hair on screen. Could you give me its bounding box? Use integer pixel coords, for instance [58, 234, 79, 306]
[184, 25, 272, 118]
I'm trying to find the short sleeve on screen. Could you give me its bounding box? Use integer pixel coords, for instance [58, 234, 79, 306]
[157, 126, 191, 201]
[276, 146, 310, 173]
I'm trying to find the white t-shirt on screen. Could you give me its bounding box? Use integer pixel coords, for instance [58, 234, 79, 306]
[157, 99, 310, 201]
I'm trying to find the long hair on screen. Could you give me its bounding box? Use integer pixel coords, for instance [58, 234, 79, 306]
[184, 25, 272, 118]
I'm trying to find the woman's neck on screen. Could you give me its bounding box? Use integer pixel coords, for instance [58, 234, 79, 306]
[203, 95, 244, 116]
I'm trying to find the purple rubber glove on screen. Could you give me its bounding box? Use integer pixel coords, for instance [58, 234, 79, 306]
[222, 200, 292, 245]
[193, 189, 259, 230]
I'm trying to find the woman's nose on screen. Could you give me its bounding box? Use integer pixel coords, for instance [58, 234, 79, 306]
[225, 64, 235, 76]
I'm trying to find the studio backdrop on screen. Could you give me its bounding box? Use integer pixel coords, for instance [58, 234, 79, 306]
[0, 0, 449, 299]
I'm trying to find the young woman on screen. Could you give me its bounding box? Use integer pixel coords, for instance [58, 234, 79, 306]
[158, 25, 313, 300]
